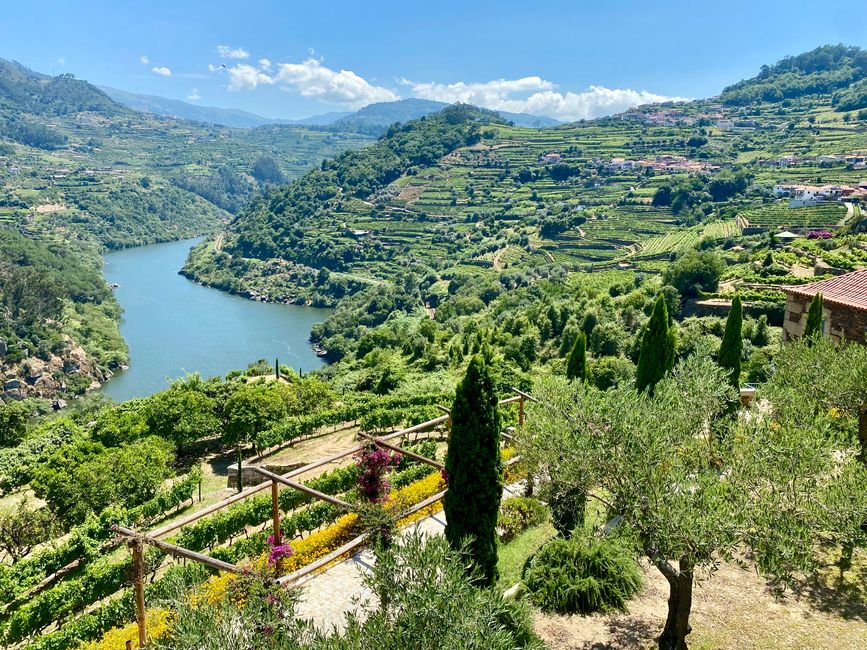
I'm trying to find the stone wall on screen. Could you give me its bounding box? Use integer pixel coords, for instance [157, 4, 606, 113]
[227, 461, 306, 489]
[783, 294, 867, 344]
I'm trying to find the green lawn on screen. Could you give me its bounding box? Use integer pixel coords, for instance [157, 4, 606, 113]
[496, 521, 557, 590]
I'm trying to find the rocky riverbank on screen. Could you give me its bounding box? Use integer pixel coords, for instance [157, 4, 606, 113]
[1, 335, 116, 406]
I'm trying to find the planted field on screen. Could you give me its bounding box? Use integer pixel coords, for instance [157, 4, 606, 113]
[739, 202, 847, 228]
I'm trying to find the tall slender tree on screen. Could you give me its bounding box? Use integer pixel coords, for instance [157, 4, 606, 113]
[803, 292, 825, 342]
[566, 332, 587, 382]
[444, 355, 503, 586]
[636, 294, 676, 394]
[718, 295, 743, 388]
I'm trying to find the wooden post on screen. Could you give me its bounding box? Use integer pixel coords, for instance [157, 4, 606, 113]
[130, 540, 147, 647]
[236, 447, 243, 493]
[275, 357, 280, 381]
[518, 394, 525, 427]
[271, 479, 281, 544]
[126, 641, 132, 650]
[198, 479, 202, 502]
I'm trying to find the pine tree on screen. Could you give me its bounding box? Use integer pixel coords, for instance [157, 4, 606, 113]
[718, 295, 743, 388]
[444, 355, 503, 586]
[636, 294, 676, 394]
[803, 293, 824, 343]
[566, 332, 587, 382]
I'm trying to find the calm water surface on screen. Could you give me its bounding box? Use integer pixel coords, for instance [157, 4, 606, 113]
[101, 238, 330, 401]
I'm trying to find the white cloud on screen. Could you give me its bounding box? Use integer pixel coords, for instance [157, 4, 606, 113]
[151, 66, 172, 77]
[217, 45, 250, 60]
[222, 57, 396, 106]
[226, 63, 274, 91]
[208, 63, 225, 73]
[140, 55, 149, 64]
[271, 59, 397, 106]
[187, 88, 201, 101]
[403, 76, 689, 121]
[57, 57, 65, 65]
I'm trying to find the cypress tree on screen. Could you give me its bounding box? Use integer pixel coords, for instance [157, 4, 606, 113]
[566, 332, 588, 382]
[636, 294, 676, 394]
[444, 355, 503, 586]
[803, 293, 824, 343]
[718, 295, 743, 388]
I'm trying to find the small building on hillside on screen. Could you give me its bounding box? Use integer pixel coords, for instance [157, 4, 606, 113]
[782, 269, 867, 344]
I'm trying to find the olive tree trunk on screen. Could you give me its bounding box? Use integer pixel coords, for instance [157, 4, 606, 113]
[656, 557, 694, 650]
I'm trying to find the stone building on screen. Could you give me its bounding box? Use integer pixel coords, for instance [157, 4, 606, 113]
[782, 269, 867, 344]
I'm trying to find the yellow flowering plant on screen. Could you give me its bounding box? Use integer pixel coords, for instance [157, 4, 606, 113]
[82, 608, 172, 650]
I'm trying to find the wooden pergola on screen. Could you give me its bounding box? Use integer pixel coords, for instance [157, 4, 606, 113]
[111, 388, 532, 645]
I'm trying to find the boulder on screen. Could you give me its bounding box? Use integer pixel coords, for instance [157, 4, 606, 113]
[4, 378, 20, 391]
[0, 338, 6, 357]
[63, 359, 81, 373]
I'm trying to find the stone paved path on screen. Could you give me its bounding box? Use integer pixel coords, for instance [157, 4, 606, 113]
[295, 481, 526, 630]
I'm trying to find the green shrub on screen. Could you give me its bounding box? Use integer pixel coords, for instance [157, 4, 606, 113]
[498, 497, 548, 543]
[522, 534, 642, 615]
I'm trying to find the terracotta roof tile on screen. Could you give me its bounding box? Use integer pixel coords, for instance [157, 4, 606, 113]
[783, 269, 867, 310]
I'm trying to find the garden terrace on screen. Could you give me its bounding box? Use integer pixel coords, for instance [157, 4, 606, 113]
[81, 390, 533, 639]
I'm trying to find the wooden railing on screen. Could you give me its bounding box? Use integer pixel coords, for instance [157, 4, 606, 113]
[112, 388, 531, 644]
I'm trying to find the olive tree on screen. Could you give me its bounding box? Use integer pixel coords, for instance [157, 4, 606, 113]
[521, 354, 867, 650]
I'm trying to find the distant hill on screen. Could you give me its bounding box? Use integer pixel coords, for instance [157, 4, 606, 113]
[99, 86, 285, 127]
[0, 58, 124, 117]
[99, 86, 351, 128]
[102, 87, 560, 133]
[332, 98, 560, 134]
[721, 44, 867, 107]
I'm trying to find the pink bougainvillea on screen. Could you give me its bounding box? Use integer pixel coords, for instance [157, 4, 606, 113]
[356, 443, 401, 503]
[266, 534, 293, 566]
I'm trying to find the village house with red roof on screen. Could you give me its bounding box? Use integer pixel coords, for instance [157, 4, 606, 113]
[782, 269, 867, 344]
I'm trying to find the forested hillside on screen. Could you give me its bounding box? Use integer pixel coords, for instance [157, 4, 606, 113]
[185, 45, 867, 396]
[0, 58, 374, 401]
[721, 44, 867, 106]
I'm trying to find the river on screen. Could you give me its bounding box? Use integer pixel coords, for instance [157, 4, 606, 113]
[100, 237, 331, 402]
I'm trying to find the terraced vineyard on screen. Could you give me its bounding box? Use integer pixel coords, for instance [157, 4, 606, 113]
[739, 202, 847, 229]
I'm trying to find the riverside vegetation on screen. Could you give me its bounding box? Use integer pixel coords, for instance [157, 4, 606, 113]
[1, 44, 867, 649]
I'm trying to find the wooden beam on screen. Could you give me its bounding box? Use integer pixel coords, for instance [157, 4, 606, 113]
[510, 387, 538, 403]
[498, 395, 522, 405]
[276, 533, 368, 585]
[147, 413, 451, 539]
[271, 480, 281, 545]
[130, 539, 147, 647]
[381, 414, 450, 438]
[398, 489, 446, 520]
[249, 467, 352, 510]
[113, 525, 248, 575]
[358, 433, 444, 470]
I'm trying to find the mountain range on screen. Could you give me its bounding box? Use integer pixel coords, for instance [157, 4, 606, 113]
[98, 86, 561, 132]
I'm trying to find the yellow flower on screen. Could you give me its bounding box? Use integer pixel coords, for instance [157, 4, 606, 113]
[82, 609, 172, 650]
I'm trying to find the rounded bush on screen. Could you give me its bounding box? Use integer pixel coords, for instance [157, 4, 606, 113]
[498, 496, 548, 542]
[522, 534, 642, 614]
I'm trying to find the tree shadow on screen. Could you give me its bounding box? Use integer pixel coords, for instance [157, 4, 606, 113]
[782, 565, 867, 622]
[577, 617, 658, 649]
[207, 448, 236, 477]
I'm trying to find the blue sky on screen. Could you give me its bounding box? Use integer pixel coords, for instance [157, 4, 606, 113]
[2, 0, 865, 120]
